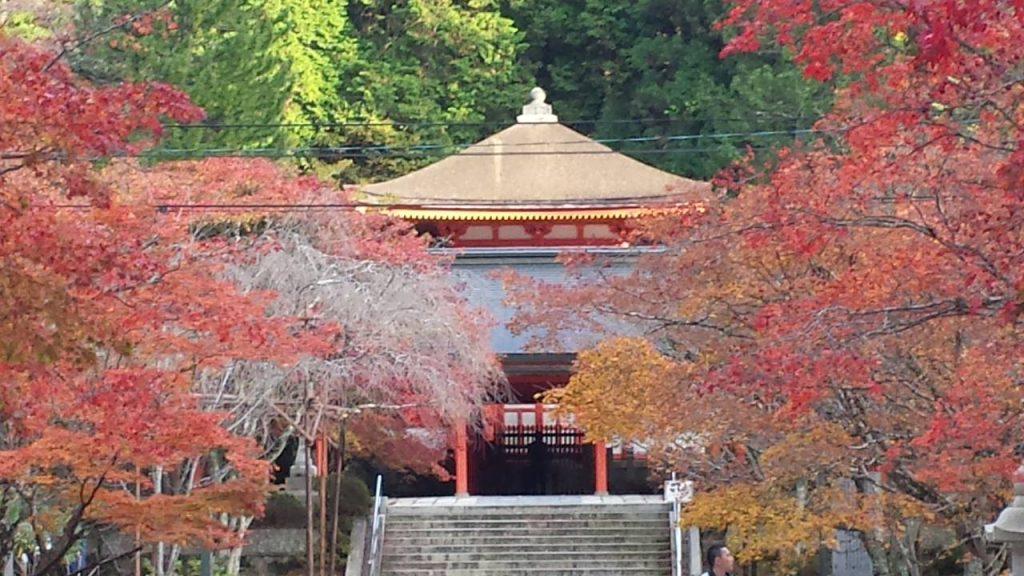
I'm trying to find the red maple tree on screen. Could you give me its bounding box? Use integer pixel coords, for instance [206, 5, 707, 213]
[507, 2, 1024, 573]
[4, 28, 504, 573]
[0, 35, 316, 575]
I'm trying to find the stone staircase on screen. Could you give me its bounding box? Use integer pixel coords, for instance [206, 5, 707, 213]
[379, 496, 673, 576]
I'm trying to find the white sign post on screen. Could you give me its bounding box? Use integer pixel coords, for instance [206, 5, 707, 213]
[665, 476, 697, 576]
[664, 478, 694, 504]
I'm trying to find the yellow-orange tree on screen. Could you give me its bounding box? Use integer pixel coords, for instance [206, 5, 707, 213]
[511, 2, 1024, 574]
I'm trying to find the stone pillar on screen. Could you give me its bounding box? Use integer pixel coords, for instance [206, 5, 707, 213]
[1013, 544, 1024, 576]
[594, 442, 609, 496]
[291, 438, 317, 476]
[286, 438, 318, 492]
[688, 527, 702, 576]
[988, 465, 1024, 576]
[455, 419, 469, 497]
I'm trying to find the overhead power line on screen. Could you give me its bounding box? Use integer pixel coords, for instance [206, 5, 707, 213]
[141, 145, 776, 160]
[163, 114, 824, 131]
[0, 143, 786, 164]
[156, 127, 829, 153]
[137, 126, 837, 160]
[3, 125, 841, 164]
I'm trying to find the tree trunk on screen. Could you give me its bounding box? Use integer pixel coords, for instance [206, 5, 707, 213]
[862, 531, 893, 576]
[855, 474, 892, 576]
[135, 465, 142, 576]
[982, 543, 1008, 576]
[153, 466, 165, 576]
[320, 432, 328, 576]
[329, 421, 347, 576]
[165, 544, 181, 576]
[306, 442, 315, 576]
[165, 458, 199, 576]
[894, 519, 922, 576]
[225, 516, 252, 576]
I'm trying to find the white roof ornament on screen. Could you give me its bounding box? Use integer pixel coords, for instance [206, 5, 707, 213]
[361, 91, 712, 204]
[517, 87, 558, 124]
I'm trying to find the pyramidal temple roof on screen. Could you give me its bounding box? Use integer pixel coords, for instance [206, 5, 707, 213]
[360, 88, 710, 207]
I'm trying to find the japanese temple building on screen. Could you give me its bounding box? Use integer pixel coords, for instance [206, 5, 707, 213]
[359, 88, 709, 497]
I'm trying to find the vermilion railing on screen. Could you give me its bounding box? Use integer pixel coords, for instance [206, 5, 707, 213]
[498, 423, 586, 457]
[483, 403, 649, 460]
[486, 404, 581, 453]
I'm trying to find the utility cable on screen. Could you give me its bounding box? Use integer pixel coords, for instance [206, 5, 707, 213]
[163, 114, 824, 131]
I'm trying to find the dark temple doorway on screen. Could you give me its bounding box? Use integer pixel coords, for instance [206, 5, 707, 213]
[473, 413, 596, 495]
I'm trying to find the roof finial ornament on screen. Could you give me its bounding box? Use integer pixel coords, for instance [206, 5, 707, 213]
[517, 86, 558, 124]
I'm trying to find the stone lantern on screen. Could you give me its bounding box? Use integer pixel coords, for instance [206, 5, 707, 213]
[988, 465, 1024, 576]
[286, 437, 318, 493]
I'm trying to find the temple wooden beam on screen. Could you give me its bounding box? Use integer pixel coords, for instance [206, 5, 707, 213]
[594, 441, 609, 496]
[455, 419, 469, 497]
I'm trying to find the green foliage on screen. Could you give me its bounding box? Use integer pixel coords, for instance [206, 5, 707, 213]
[254, 491, 308, 529]
[326, 471, 372, 519]
[262, 0, 358, 133]
[161, 557, 231, 576]
[3, 10, 56, 41]
[295, 0, 531, 182]
[71, 0, 529, 182]
[249, 473, 370, 564]
[68, 0, 827, 181]
[503, 0, 832, 178]
[72, 0, 290, 149]
[325, 472, 371, 564]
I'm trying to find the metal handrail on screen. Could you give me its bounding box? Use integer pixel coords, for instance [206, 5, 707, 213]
[666, 474, 691, 576]
[670, 496, 684, 576]
[365, 475, 386, 576]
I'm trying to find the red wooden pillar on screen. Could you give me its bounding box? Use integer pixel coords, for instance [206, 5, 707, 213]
[455, 419, 469, 497]
[594, 441, 609, 496]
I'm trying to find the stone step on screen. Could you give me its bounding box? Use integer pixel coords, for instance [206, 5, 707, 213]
[386, 517, 668, 525]
[384, 534, 669, 543]
[385, 516, 663, 524]
[384, 543, 670, 556]
[385, 545, 671, 557]
[385, 529, 669, 537]
[387, 506, 667, 516]
[387, 504, 670, 517]
[379, 499, 673, 576]
[383, 529, 665, 540]
[380, 565, 667, 569]
[382, 565, 672, 573]
[381, 558, 670, 571]
[382, 562, 671, 571]
[387, 515, 668, 524]
[384, 540, 668, 552]
[384, 534, 669, 547]
[384, 528, 665, 538]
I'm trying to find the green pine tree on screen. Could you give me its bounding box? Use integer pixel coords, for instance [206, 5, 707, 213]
[502, 0, 832, 179]
[287, 0, 531, 183]
[73, 0, 291, 150]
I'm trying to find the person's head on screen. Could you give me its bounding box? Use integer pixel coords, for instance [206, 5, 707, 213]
[706, 544, 735, 574]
